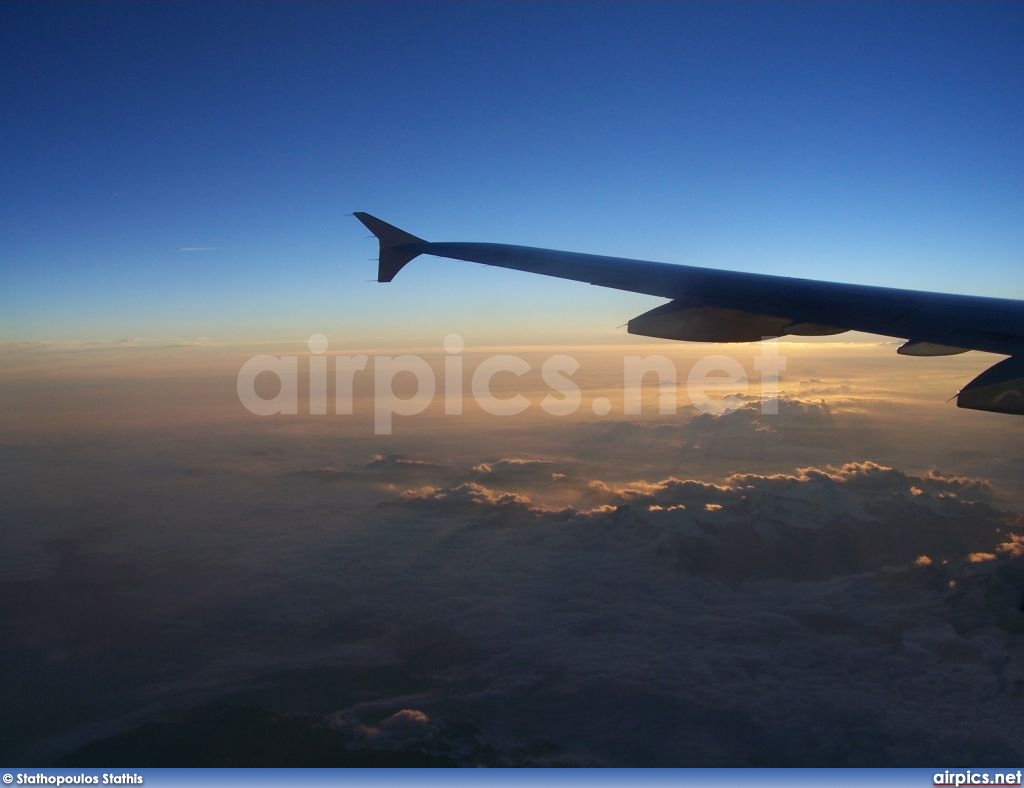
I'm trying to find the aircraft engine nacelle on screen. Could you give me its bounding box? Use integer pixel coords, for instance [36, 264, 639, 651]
[957, 356, 1024, 415]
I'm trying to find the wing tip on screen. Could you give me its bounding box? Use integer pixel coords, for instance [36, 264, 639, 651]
[352, 213, 426, 282]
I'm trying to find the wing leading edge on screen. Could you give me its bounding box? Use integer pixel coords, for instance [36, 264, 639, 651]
[353, 212, 1024, 415]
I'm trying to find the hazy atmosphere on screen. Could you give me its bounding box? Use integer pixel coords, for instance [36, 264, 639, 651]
[2, 0, 1023, 767]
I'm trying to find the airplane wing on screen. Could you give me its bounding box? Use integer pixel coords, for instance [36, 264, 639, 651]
[354, 212, 1024, 415]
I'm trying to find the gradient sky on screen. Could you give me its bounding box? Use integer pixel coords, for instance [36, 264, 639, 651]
[2, 1, 1022, 343]
[4, 3, 1024, 766]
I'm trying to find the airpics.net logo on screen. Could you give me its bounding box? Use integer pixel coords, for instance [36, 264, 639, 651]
[933, 772, 1024, 786]
[236, 334, 787, 435]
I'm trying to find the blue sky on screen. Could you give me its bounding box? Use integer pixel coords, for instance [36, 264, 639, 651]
[2, 1, 1022, 342]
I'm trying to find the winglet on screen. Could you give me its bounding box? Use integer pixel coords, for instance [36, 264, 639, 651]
[353, 212, 426, 282]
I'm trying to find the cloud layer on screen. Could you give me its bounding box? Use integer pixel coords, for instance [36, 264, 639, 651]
[2, 356, 1023, 765]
